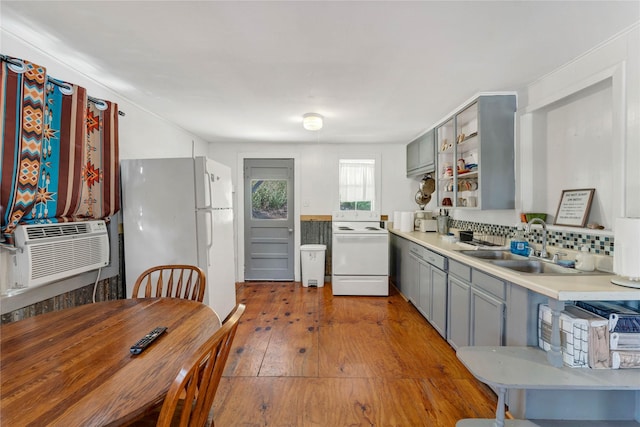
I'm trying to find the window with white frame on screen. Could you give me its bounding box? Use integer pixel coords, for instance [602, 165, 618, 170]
[338, 159, 376, 211]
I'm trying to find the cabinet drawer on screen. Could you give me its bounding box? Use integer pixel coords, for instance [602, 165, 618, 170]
[472, 269, 506, 300]
[409, 243, 423, 258]
[449, 259, 471, 281]
[423, 248, 447, 270]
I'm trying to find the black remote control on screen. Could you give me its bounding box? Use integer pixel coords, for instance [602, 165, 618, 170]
[130, 326, 167, 355]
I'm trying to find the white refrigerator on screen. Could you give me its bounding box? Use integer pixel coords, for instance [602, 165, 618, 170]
[120, 156, 236, 320]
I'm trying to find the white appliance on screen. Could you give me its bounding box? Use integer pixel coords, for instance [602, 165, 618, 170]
[120, 157, 236, 320]
[331, 210, 389, 296]
[12, 220, 109, 289]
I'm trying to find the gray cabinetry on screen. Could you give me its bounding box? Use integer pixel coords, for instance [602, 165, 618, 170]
[393, 236, 448, 338]
[417, 248, 448, 338]
[418, 261, 430, 318]
[435, 94, 516, 210]
[470, 269, 506, 346]
[406, 129, 435, 177]
[407, 245, 421, 305]
[447, 274, 471, 349]
[470, 289, 504, 346]
[429, 266, 448, 337]
[447, 258, 506, 349]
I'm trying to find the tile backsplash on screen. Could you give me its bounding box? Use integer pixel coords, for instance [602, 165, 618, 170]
[450, 219, 614, 255]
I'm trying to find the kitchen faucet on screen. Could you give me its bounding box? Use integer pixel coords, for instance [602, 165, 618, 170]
[526, 217, 549, 259]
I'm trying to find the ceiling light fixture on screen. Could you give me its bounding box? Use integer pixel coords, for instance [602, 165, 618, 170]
[303, 113, 323, 131]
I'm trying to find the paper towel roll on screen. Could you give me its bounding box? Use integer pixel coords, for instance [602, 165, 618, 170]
[614, 217, 640, 279]
[393, 211, 402, 230]
[400, 211, 414, 232]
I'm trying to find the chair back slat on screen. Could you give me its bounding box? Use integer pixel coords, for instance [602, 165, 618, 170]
[132, 265, 206, 302]
[156, 304, 246, 427]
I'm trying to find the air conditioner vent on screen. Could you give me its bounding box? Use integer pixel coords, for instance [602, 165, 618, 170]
[25, 223, 91, 240]
[14, 220, 109, 288]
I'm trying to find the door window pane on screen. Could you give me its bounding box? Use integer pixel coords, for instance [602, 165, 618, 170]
[251, 179, 288, 219]
[339, 159, 375, 211]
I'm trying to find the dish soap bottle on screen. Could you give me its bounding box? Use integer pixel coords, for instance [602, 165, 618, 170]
[510, 223, 529, 256]
[575, 245, 595, 271]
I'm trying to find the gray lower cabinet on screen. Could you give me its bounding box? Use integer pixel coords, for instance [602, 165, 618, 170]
[393, 236, 448, 338]
[417, 255, 448, 334]
[470, 288, 504, 346]
[391, 234, 505, 347]
[418, 260, 430, 318]
[429, 266, 448, 337]
[411, 244, 448, 338]
[470, 269, 506, 346]
[407, 248, 421, 305]
[447, 259, 506, 350]
[447, 275, 471, 349]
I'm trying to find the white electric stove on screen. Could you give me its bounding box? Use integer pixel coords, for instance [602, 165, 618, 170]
[331, 211, 389, 296]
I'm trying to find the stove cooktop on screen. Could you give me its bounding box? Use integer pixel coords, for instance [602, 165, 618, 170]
[332, 221, 387, 234]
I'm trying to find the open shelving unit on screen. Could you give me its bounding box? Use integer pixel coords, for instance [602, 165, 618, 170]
[436, 94, 516, 210]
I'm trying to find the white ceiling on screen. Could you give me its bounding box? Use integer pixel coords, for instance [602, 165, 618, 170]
[1, 1, 639, 145]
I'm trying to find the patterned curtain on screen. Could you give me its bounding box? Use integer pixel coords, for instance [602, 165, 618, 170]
[31, 77, 87, 222]
[74, 99, 120, 219]
[1, 55, 120, 243]
[1, 59, 47, 241]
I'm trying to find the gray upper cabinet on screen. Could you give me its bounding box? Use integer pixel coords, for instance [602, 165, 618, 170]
[406, 128, 435, 177]
[435, 94, 516, 210]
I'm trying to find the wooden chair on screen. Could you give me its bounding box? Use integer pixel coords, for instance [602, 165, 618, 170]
[156, 303, 246, 427]
[132, 265, 206, 302]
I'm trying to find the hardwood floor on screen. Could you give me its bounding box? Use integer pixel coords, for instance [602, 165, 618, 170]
[212, 282, 497, 426]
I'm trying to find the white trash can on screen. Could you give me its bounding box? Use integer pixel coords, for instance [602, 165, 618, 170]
[300, 244, 326, 287]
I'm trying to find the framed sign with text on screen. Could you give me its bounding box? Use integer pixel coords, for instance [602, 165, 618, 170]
[554, 188, 595, 227]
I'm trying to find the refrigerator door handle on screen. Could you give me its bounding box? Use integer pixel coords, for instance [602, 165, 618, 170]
[204, 169, 213, 209]
[205, 209, 214, 266]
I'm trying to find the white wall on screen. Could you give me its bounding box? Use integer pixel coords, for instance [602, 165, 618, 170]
[208, 141, 416, 281]
[455, 24, 639, 231]
[1, 31, 209, 311]
[209, 141, 416, 216]
[521, 23, 639, 227]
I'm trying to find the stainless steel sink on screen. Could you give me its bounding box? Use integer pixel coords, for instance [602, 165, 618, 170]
[489, 259, 609, 275]
[457, 250, 527, 261]
[457, 250, 611, 276]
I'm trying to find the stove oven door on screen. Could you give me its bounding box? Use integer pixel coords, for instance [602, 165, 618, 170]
[332, 233, 389, 275]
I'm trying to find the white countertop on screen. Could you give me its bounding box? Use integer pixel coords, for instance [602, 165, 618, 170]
[390, 229, 640, 301]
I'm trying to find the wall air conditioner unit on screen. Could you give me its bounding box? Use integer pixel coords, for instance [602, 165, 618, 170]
[14, 220, 109, 289]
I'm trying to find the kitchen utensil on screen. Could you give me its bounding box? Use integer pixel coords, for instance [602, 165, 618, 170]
[420, 174, 436, 195]
[415, 190, 431, 206]
[437, 215, 449, 234]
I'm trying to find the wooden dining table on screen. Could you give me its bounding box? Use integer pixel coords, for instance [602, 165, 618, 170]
[0, 297, 221, 426]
